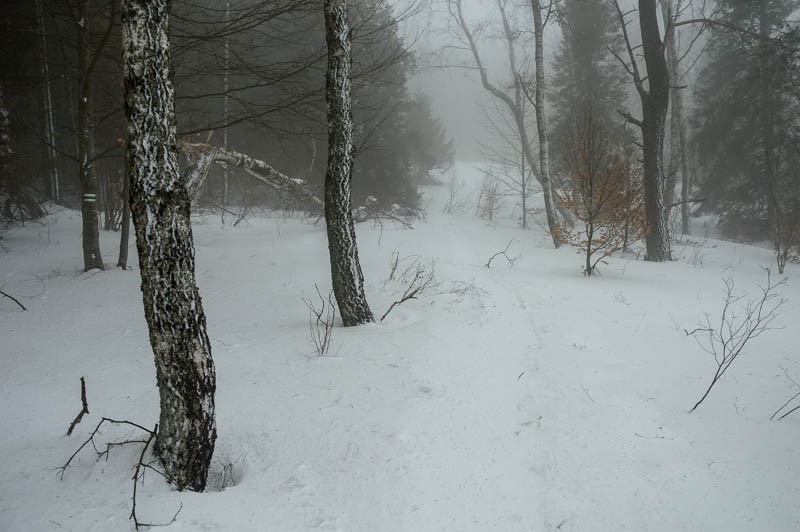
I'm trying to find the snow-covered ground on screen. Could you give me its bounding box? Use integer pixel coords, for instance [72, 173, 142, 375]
[1, 162, 798, 531]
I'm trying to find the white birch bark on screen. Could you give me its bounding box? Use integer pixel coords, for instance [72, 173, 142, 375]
[122, 0, 216, 492]
[323, 0, 374, 326]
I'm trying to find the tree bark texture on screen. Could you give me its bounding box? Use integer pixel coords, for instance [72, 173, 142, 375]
[122, 0, 216, 492]
[530, 0, 560, 247]
[323, 0, 375, 326]
[78, 0, 104, 271]
[638, 0, 672, 261]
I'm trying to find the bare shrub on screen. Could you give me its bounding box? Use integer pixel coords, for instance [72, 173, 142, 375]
[303, 284, 336, 356]
[442, 169, 468, 214]
[685, 268, 786, 412]
[476, 171, 504, 221]
[381, 260, 437, 322]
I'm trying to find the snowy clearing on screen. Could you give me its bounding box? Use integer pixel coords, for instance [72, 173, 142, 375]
[1, 163, 798, 531]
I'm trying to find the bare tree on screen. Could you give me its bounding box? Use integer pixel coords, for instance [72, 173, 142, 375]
[323, 0, 375, 326]
[122, 0, 216, 491]
[447, 0, 560, 243]
[612, 0, 672, 262]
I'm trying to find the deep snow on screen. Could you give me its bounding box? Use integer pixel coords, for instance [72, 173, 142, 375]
[1, 162, 798, 531]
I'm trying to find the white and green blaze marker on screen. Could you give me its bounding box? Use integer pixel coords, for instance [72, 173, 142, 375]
[83, 193, 96, 203]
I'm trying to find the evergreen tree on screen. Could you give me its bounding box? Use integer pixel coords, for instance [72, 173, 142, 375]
[550, 0, 628, 174]
[693, 0, 800, 242]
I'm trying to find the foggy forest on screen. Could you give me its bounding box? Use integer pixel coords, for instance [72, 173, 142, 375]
[1, 0, 799, 530]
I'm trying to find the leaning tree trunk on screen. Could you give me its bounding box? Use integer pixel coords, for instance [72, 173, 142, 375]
[530, 0, 561, 248]
[323, 0, 374, 326]
[77, 0, 104, 271]
[122, 0, 216, 492]
[638, 0, 671, 262]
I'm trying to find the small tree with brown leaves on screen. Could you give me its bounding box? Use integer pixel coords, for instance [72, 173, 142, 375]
[556, 105, 646, 275]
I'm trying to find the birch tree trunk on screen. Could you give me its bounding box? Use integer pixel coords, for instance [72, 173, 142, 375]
[122, 0, 216, 492]
[323, 0, 374, 326]
[77, 0, 104, 271]
[530, 0, 560, 247]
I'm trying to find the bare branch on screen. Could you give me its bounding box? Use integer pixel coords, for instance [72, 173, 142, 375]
[687, 269, 786, 412]
[0, 289, 27, 312]
[66, 377, 89, 436]
[486, 240, 519, 268]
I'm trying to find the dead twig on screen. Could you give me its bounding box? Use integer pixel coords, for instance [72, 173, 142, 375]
[129, 425, 181, 530]
[381, 261, 437, 322]
[0, 289, 27, 311]
[485, 240, 518, 268]
[66, 377, 89, 436]
[303, 284, 335, 355]
[57, 417, 153, 480]
[58, 417, 181, 530]
[686, 268, 786, 412]
[771, 367, 800, 421]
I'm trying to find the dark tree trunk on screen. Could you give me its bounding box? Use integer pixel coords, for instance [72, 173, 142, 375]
[323, 0, 374, 326]
[117, 160, 131, 269]
[122, 0, 216, 492]
[0, 83, 10, 191]
[638, 0, 671, 262]
[78, 0, 104, 271]
[36, 0, 59, 202]
[758, 5, 779, 248]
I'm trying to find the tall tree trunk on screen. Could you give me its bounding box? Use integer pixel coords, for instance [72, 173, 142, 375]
[222, 0, 230, 222]
[638, 0, 671, 262]
[676, 71, 690, 236]
[36, 0, 59, 202]
[122, 0, 216, 492]
[758, 5, 779, 248]
[661, 0, 690, 234]
[530, 0, 560, 247]
[117, 159, 131, 269]
[78, 0, 104, 271]
[0, 83, 10, 194]
[323, 0, 374, 326]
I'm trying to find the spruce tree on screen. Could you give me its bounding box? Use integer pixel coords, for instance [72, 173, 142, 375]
[693, 0, 800, 241]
